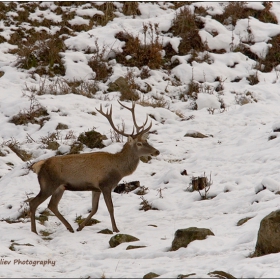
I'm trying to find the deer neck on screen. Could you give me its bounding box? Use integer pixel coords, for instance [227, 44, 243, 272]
[115, 142, 139, 176]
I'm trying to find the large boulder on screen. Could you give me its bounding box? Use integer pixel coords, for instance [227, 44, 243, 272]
[254, 210, 280, 257]
[171, 227, 214, 251]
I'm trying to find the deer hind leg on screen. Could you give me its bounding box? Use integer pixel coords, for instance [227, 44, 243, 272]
[77, 191, 101, 231]
[29, 190, 52, 234]
[48, 185, 74, 233]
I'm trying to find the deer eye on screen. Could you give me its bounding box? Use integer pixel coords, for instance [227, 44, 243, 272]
[137, 142, 142, 147]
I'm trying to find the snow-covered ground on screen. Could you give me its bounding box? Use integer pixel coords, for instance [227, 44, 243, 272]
[1, 1, 280, 278]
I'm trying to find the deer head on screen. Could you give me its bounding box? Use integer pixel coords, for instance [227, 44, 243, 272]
[96, 101, 159, 157]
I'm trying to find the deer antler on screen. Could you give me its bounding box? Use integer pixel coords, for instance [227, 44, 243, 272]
[96, 102, 152, 138]
[118, 101, 149, 134]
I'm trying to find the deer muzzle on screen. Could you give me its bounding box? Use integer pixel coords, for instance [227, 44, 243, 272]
[152, 149, 160, 156]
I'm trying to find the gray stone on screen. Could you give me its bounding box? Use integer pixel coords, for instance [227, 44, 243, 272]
[208, 270, 236, 279]
[143, 272, 159, 279]
[254, 210, 280, 257]
[184, 131, 208, 138]
[236, 217, 252, 226]
[126, 245, 146, 250]
[109, 234, 139, 248]
[171, 227, 214, 251]
[98, 229, 113, 234]
[108, 77, 129, 92]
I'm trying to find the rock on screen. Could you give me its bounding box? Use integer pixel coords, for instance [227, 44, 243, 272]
[109, 234, 139, 248]
[77, 129, 106, 149]
[108, 77, 129, 92]
[208, 271, 236, 279]
[177, 273, 196, 278]
[47, 141, 59, 150]
[184, 130, 208, 138]
[171, 227, 214, 251]
[107, 76, 139, 101]
[114, 181, 140, 194]
[148, 224, 157, 227]
[253, 209, 280, 257]
[98, 229, 113, 234]
[272, 122, 280, 132]
[236, 217, 253, 226]
[271, 121, 280, 141]
[126, 245, 146, 250]
[143, 272, 159, 279]
[56, 123, 68, 130]
[268, 134, 277, 141]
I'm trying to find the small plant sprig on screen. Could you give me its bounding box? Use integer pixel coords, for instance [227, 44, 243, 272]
[156, 187, 167, 198]
[110, 121, 125, 143]
[140, 196, 158, 211]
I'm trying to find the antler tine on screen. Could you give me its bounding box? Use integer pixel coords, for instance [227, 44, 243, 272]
[96, 104, 133, 137]
[118, 100, 151, 135]
[137, 120, 152, 136]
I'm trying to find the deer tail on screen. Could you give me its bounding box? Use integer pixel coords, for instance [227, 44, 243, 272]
[31, 160, 46, 174]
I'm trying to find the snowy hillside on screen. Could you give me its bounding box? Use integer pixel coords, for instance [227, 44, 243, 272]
[1, 1, 280, 278]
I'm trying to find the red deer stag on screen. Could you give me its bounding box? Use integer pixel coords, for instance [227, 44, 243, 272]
[29, 101, 160, 234]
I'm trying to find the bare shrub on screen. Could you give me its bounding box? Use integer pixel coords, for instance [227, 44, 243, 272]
[247, 71, 259, 85]
[115, 23, 164, 69]
[135, 186, 149, 195]
[77, 129, 106, 149]
[261, 35, 280, 72]
[170, 6, 205, 55]
[179, 69, 200, 102]
[108, 71, 139, 101]
[235, 90, 257, 105]
[213, 2, 277, 26]
[10, 93, 49, 127]
[25, 77, 99, 98]
[121, 70, 139, 101]
[140, 66, 151, 79]
[139, 196, 158, 211]
[15, 32, 66, 76]
[87, 39, 112, 82]
[40, 132, 61, 150]
[70, 79, 100, 98]
[2, 138, 32, 162]
[122, 2, 141, 17]
[93, 2, 116, 26]
[138, 95, 169, 109]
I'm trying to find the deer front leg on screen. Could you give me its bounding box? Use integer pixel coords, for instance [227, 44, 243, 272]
[77, 191, 101, 231]
[29, 191, 52, 234]
[102, 187, 119, 232]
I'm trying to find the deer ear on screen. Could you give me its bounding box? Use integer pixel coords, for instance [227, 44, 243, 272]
[141, 133, 148, 141]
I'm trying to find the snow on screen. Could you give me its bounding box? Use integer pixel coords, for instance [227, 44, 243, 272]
[1, 1, 280, 278]
[196, 93, 221, 110]
[68, 16, 90, 26]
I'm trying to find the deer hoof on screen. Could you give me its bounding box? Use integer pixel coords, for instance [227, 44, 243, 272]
[68, 227, 74, 233]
